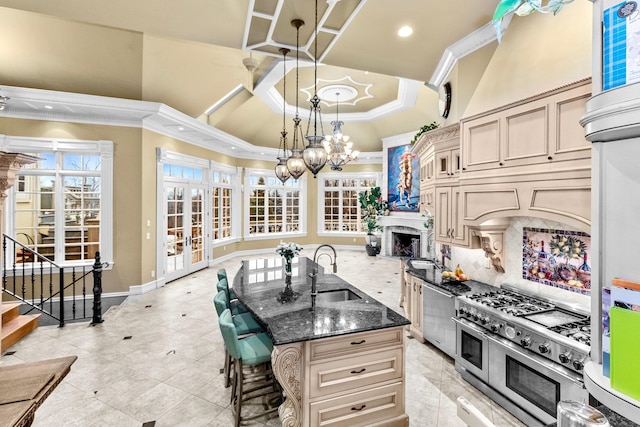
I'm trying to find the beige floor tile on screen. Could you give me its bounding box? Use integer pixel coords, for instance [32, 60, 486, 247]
[1, 250, 530, 427]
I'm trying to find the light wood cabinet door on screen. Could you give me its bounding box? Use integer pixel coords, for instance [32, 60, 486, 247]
[309, 382, 405, 427]
[462, 115, 501, 172]
[461, 81, 591, 173]
[434, 186, 467, 247]
[409, 277, 423, 338]
[435, 148, 461, 181]
[309, 328, 404, 362]
[309, 348, 403, 398]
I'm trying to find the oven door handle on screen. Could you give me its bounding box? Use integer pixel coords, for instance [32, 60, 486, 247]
[482, 331, 586, 387]
[452, 317, 489, 339]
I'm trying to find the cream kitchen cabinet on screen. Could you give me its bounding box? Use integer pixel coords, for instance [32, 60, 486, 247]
[401, 264, 424, 342]
[306, 327, 408, 427]
[435, 186, 467, 246]
[435, 147, 460, 181]
[419, 185, 435, 214]
[461, 80, 591, 174]
[419, 152, 435, 186]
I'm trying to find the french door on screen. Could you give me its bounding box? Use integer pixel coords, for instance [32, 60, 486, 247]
[164, 181, 208, 282]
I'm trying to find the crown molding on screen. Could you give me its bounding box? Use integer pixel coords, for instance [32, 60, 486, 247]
[0, 85, 384, 164]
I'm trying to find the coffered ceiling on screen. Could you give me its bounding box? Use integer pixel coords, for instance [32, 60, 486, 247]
[0, 0, 502, 157]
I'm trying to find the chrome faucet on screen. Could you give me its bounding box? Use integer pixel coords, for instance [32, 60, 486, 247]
[310, 244, 338, 296]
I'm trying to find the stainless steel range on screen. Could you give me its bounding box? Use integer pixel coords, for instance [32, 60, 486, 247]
[453, 284, 590, 427]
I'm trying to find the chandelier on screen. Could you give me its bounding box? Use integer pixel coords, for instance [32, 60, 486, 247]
[286, 19, 307, 180]
[323, 91, 359, 171]
[274, 48, 291, 184]
[302, 0, 328, 178]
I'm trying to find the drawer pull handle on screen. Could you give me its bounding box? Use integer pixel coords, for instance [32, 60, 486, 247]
[351, 368, 366, 374]
[350, 340, 366, 345]
[351, 405, 367, 411]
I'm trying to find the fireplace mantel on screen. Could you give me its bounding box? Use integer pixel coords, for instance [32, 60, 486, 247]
[379, 214, 430, 258]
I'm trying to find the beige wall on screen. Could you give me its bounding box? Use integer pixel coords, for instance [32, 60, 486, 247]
[0, 118, 144, 293]
[0, 6, 143, 99]
[463, 1, 592, 118]
[0, 3, 595, 293]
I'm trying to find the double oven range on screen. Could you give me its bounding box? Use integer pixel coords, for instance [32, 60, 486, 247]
[453, 284, 590, 426]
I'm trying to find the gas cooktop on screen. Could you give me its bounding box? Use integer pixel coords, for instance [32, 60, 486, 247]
[457, 285, 591, 372]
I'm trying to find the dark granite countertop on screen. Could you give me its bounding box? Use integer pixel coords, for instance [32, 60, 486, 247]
[545, 404, 639, 426]
[403, 258, 497, 296]
[231, 257, 410, 346]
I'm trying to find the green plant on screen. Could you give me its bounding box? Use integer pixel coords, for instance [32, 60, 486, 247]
[358, 187, 388, 234]
[410, 121, 440, 144]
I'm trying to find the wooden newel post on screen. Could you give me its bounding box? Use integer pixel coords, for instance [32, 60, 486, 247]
[91, 251, 103, 324]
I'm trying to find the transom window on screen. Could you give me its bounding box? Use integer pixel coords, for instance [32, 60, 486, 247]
[244, 170, 305, 238]
[318, 173, 380, 234]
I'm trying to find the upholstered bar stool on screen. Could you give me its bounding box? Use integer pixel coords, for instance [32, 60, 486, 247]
[213, 290, 264, 388]
[218, 309, 280, 427]
[216, 277, 244, 314]
[217, 268, 236, 299]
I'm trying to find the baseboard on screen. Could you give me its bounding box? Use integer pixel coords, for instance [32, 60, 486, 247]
[128, 279, 164, 295]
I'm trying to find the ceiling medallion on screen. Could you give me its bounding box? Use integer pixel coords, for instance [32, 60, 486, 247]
[301, 76, 373, 108]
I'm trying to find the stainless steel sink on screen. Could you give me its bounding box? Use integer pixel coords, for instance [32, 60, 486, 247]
[317, 289, 361, 302]
[409, 260, 435, 269]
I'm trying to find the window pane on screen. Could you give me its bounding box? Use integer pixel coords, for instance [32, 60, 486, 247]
[63, 175, 101, 261]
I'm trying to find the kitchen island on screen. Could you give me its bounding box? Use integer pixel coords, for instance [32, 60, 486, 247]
[232, 257, 410, 427]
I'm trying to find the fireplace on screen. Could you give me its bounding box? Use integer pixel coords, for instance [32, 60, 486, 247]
[379, 214, 431, 258]
[392, 232, 421, 258]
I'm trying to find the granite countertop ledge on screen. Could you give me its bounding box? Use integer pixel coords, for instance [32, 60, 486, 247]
[403, 257, 497, 296]
[232, 257, 410, 346]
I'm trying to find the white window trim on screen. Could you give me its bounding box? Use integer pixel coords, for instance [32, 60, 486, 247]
[210, 160, 242, 248]
[243, 168, 307, 240]
[316, 171, 382, 238]
[2, 135, 114, 267]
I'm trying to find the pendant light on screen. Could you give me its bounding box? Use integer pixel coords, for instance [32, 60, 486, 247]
[274, 48, 291, 184]
[302, 0, 328, 178]
[324, 91, 359, 171]
[286, 19, 307, 181]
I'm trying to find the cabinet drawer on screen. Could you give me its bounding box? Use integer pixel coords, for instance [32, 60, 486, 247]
[309, 348, 403, 398]
[310, 381, 405, 427]
[309, 328, 404, 361]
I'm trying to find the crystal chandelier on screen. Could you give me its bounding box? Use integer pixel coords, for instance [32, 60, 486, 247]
[324, 91, 359, 171]
[302, 0, 328, 178]
[274, 48, 291, 184]
[286, 19, 307, 180]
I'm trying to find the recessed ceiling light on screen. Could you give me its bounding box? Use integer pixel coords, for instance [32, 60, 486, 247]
[178, 127, 184, 131]
[398, 26, 413, 38]
[44, 105, 53, 109]
[260, 152, 265, 155]
[231, 146, 236, 150]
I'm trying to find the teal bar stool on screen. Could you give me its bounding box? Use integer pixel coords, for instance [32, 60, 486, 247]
[216, 277, 242, 313]
[213, 291, 264, 388]
[217, 268, 227, 281]
[218, 309, 280, 427]
[217, 268, 236, 299]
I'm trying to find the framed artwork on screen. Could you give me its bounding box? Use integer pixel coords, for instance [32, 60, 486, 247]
[387, 144, 419, 212]
[522, 227, 592, 295]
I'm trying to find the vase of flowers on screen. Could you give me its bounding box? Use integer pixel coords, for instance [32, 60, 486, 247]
[276, 241, 302, 284]
[276, 241, 302, 303]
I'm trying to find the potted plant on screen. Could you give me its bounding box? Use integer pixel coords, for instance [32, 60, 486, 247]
[359, 187, 387, 256]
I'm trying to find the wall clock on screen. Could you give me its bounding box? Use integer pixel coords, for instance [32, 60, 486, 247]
[438, 82, 451, 118]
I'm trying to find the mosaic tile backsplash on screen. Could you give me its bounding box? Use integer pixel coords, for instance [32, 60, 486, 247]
[442, 216, 590, 307]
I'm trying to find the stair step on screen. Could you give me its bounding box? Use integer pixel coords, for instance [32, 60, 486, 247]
[1, 302, 22, 326]
[1, 313, 41, 351]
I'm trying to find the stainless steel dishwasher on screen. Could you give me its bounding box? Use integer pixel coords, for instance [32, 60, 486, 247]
[423, 282, 456, 358]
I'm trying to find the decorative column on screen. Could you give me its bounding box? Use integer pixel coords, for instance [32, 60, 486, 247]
[0, 151, 40, 360]
[272, 343, 304, 427]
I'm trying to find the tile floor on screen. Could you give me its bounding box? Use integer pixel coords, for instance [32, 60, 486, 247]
[1, 250, 525, 427]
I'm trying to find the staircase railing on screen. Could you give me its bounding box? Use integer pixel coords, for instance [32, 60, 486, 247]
[2, 234, 104, 327]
